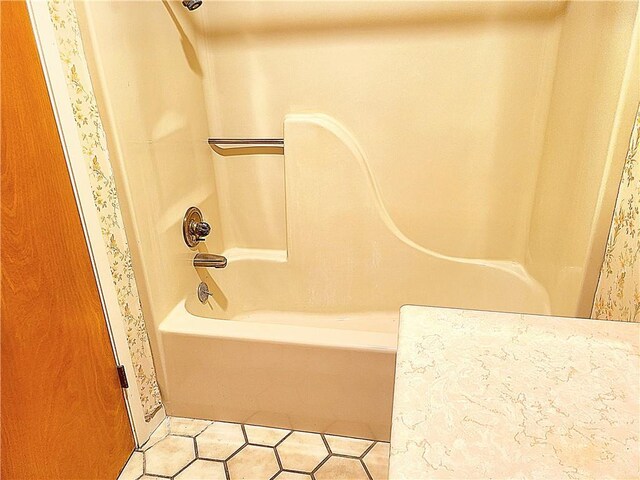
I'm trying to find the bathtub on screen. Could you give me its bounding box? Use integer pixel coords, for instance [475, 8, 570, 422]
[155, 115, 555, 441]
[159, 302, 397, 441]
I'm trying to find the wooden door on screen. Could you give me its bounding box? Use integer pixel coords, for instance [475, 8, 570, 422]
[1, 2, 134, 478]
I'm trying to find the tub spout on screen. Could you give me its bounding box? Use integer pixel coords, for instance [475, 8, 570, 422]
[193, 253, 227, 269]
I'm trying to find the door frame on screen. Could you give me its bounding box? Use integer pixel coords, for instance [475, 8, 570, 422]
[27, 0, 165, 446]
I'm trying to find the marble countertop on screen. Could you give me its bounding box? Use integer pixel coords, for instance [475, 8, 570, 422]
[389, 305, 639, 479]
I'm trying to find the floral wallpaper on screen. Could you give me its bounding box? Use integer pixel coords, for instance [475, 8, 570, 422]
[593, 104, 640, 323]
[47, 0, 162, 419]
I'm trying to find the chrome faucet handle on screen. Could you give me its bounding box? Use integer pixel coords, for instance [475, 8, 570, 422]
[191, 220, 211, 241]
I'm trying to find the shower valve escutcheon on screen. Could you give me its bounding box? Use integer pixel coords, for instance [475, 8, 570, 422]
[183, 206, 211, 247]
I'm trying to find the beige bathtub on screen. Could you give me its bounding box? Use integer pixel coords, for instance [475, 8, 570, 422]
[155, 114, 555, 440]
[160, 304, 397, 440]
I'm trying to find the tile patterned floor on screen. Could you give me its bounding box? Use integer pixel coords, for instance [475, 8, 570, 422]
[118, 417, 389, 480]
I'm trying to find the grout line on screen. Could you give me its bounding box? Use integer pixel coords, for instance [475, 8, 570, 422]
[360, 441, 377, 459]
[169, 432, 203, 439]
[273, 443, 284, 472]
[223, 458, 231, 480]
[282, 468, 314, 475]
[360, 442, 379, 480]
[311, 453, 331, 476]
[333, 452, 371, 460]
[361, 457, 375, 480]
[193, 427, 206, 442]
[225, 442, 249, 464]
[268, 467, 282, 480]
[266, 441, 283, 480]
[142, 449, 147, 475]
[322, 431, 386, 443]
[275, 430, 294, 448]
[246, 441, 286, 448]
[320, 433, 332, 455]
[193, 436, 199, 458]
[198, 458, 226, 464]
[170, 458, 197, 479]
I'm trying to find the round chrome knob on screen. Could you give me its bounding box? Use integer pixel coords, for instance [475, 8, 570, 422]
[192, 221, 211, 240]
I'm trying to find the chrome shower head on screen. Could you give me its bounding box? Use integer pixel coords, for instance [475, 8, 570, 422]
[182, 0, 202, 11]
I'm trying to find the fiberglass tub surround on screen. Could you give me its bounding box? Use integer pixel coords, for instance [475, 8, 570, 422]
[75, 1, 638, 440]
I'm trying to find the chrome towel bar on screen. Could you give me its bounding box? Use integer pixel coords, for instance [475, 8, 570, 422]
[209, 138, 284, 146]
[208, 138, 284, 155]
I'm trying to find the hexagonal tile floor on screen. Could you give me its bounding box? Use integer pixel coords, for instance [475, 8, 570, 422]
[118, 416, 389, 480]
